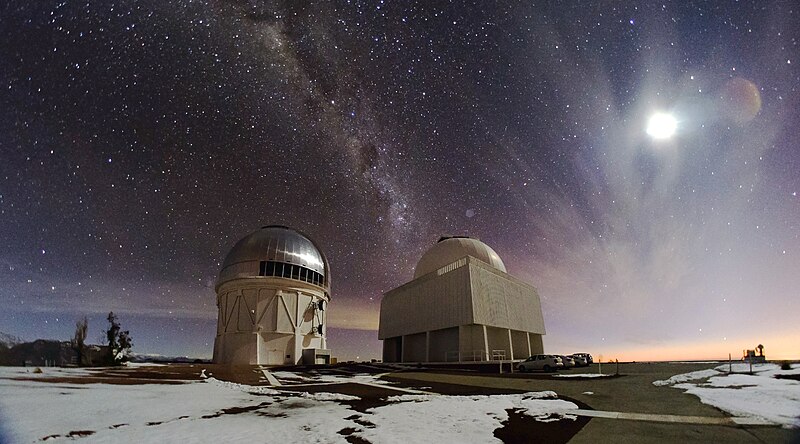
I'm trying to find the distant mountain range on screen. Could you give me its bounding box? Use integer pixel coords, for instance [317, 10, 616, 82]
[129, 353, 210, 364]
[0, 333, 210, 365]
[0, 332, 23, 347]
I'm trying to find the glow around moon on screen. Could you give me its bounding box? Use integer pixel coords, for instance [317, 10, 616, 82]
[646, 113, 678, 140]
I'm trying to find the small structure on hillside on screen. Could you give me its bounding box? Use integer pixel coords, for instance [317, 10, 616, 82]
[213, 225, 331, 366]
[742, 344, 766, 363]
[379, 236, 546, 363]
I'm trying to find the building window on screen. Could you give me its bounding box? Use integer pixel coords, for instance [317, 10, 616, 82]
[258, 261, 325, 287]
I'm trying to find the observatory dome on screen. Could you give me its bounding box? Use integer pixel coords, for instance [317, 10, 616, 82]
[217, 225, 329, 289]
[413, 236, 506, 279]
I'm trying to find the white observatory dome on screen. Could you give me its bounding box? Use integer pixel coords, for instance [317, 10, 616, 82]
[217, 225, 329, 290]
[414, 236, 506, 279]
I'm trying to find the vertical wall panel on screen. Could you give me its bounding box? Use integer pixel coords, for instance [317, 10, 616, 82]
[379, 266, 472, 338]
[428, 327, 459, 362]
[469, 261, 545, 334]
[402, 332, 427, 362]
[511, 330, 529, 359]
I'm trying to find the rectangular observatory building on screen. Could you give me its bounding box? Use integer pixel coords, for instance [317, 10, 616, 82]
[379, 237, 545, 363]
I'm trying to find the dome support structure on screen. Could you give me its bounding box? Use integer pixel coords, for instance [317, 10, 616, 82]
[213, 226, 332, 366]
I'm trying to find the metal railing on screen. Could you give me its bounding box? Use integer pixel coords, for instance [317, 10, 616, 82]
[491, 349, 506, 361]
[445, 350, 491, 362]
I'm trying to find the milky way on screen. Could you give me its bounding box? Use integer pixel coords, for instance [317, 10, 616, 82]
[1, 1, 798, 360]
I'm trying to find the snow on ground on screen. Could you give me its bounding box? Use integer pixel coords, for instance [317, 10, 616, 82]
[0, 366, 103, 379]
[271, 369, 396, 388]
[717, 362, 800, 377]
[668, 361, 721, 364]
[652, 369, 721, 386]
[0, 367, 577, 443]
[270, 370, 312, 381]
[356, 393, 577, 444]
[654, 363, 800, 428]
[124, 362, 166, 367]
[553, 373, 613, 378]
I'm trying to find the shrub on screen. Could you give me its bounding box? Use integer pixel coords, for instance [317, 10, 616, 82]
[780, 361, 792, 371]
[33, 367, 43, 374]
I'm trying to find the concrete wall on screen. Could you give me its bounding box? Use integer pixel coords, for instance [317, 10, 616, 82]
[382, 328, 546, 363]
[529, 333, 544, 355]
[379, 264, 473, 339]
[469, 260, 546, 334]
[382, 336, 402, 362]
[402, 332, 427, 362]
[258, 332, 293, 365]
[214, 277, 328, 365]
[485, 326, 511, 359]
[378, 255, 549, 363]
[256, 288, 279, 331]
[213, 332, 256, 365]
[428, 327, 459, 362]
[459, 324, 487, 361]
[380, 257, 545, 341]
[510, 330, 530, 359]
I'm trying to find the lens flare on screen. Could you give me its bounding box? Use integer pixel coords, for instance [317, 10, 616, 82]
[646, 113, 677, 140]
[719, 77, 761, 124]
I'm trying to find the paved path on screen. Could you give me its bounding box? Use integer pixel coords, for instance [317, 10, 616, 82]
[388, 365, 797, 443]
[259, 368, 282, 386]
[268, 371, 433, 395]
[569, 409, 774, 426]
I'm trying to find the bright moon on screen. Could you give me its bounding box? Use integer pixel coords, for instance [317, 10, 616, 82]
[646, 113, 677, 139]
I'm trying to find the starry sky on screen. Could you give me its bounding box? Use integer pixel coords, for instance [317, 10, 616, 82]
[1, 1, 798, 361]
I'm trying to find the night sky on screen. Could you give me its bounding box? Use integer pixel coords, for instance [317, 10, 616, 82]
[1, 1, 798, 361]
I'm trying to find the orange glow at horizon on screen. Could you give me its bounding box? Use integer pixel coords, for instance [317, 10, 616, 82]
[589, 333, 800, 362]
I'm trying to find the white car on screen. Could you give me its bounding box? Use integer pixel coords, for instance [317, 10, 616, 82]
[571, 353, 593, 367]
[570, 354, 588, 366]
[559, 355, 576, 369]
[518, 354, 564, 372]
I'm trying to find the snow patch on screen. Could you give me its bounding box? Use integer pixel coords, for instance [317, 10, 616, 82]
[302, 392, 360, 401]
[653, 369, 720, 386]
[553, 373, 613, 378]
[355, 393, 577, 443]
[0, 368, 578, 443]
[654, 364, 800, 428]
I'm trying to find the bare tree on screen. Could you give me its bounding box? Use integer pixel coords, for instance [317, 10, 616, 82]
[71, 317, 88, 366]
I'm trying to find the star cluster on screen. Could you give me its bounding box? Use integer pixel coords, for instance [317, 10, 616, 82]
[1, 1, 798, 360]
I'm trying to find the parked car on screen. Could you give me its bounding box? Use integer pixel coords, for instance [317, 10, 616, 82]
[559, 355, 576, 369]
[571, 353, 593, 367]
[517, 355, 563, 372]
[570, 354, 589, 366]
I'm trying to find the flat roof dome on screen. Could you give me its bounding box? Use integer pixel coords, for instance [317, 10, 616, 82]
[218, 225, 329, 289]
[414, 236, 506, 279]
